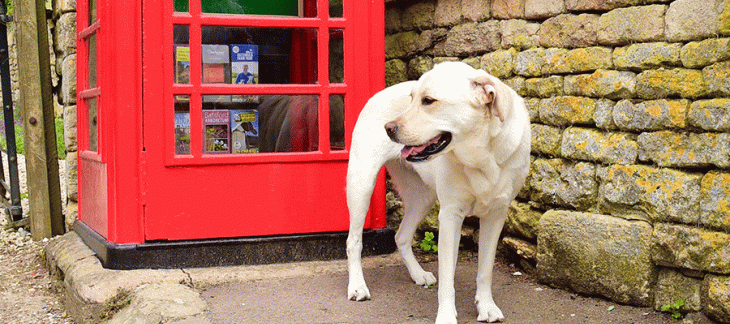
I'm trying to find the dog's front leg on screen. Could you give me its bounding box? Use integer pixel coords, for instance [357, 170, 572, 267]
[434, 208, 466, 324]
[475, 212, 507, 322]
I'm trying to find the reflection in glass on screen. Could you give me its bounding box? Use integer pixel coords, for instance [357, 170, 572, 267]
[174, 96, 191, 155]
[88, 34, 97, 88]
[201, 26, 317, 84]
[87, 97, 98, 152]
[329, 29, 344, 84]
[89, 0, 97, 22]
[330, 95, 345, 150]
[196, 94, 318, 153]
[173, 0, 188, 12]
[174, 25, 190, 84]
[329, 0, 343, 18]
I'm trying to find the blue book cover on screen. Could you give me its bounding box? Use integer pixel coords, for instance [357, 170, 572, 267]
[231, 44, 258, 84]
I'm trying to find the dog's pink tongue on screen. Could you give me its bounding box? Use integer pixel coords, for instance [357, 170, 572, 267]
[400, 136, 440, 159]
[401, 144, 428, 159]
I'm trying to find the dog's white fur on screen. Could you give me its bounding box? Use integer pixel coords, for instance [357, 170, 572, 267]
[346, 62, 531, 323]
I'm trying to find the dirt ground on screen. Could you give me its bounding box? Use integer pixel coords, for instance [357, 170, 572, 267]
[201, 252, 695, 324]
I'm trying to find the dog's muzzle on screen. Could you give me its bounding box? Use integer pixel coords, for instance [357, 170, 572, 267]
[399, 132, 452, 162]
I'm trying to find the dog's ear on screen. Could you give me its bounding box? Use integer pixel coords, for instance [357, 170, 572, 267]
[470, 72, 506, 122]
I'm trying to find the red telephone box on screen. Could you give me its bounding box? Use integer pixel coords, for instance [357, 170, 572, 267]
[74, 0, 393, 269]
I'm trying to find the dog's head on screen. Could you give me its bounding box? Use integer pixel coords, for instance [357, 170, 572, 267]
[385, 62, 512, 162]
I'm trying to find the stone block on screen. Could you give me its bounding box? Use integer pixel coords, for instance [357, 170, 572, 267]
[502, 236, 537, 261]
[65, 152, 78, 202]
[597, 5, 666, 46]
[504, 77, 527, 97]
[665, 0, 722, 42]
[613, 42, 682, 71]
[561, 127, 638, 165]
[530, 158, 598, 210]
[564, 70, 636, 99]
[481, 48, 517, 79]
[537, 211, 655, 306]
[613, 99, 688, 131]
[63, 105, 77, 152]
[500, 19, 540, 50]
[525, 76, 563, 98]
[539, 14, 599, 48]
[384, 7, 402, 34]
[514, 48, 544, 77]
[461, 0, 490, 22]
[638, 131, 730, 168]
[597, 164, 702, 222]
[434, 0, 461, 27]
[504, 201, 543, 240]
[721, 0, 730, 35]
[407, 57, 434, 80]
[416, 28, 448, 53]
[385, 31, 420, 59]
[594, 99, 618, 130]
[565, 0, 667, 11]
[539, 96, 596, 126]
[543, 47, 613, 75]
[531, 124, 561, 156]
[54, 13, 76, 55]
[524, 0, 565, 19]
[681, 38, 730, 68]
[491, 0, 525, 19]
[654, 268, 703, 313]
[689, 99, 730, 131]
[700, 172, 730, 232]
[636, 68, 708, 99]
[402, 1, 435, 31]
[653, 223, 730, 274]
[443, 21, 501, 56]
[385, 59, 407, 87]
[462, 57, 480, 69]
[704, 61, 730, 97]
[704, 274, 730, 323]
[524, 98, 540, 122]
[60, 54, 77, 105]
[54, 0, 77, 15]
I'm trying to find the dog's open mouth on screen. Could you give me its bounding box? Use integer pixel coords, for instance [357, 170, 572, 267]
[400, 132, 452, 162]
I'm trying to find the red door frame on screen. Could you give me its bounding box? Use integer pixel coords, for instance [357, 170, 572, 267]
[76, 0, 386, 244]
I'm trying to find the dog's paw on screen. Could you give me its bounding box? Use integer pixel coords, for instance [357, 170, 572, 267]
[476, 299, 504, 322]
[410, 270, 437, 287]
[347, 284, 371, 301]
[435, 307, 458, 324]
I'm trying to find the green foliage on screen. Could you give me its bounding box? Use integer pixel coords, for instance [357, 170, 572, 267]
[0, 117, 66, 159]
[420, 231, 438, 252]
[55, 117, 65, 159]
[661, 299, 684, 320]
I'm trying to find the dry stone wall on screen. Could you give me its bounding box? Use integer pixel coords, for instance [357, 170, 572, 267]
[384, 0, 730, 321]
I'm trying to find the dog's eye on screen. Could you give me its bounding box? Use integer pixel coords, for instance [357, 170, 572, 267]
[421, 97, 436, 105]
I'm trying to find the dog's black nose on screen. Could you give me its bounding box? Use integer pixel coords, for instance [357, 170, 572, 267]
[384, 121, 399, 141]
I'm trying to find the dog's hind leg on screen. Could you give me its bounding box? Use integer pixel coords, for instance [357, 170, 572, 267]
[386, 161, 437, 287]
[346, 147, 391, 301]
[475, 208, 507, 323]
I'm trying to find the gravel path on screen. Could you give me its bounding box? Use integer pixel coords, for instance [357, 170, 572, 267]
[0, 153, 74, 324]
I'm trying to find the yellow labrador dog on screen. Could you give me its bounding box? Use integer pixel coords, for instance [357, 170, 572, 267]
[346, 62, 531, 323]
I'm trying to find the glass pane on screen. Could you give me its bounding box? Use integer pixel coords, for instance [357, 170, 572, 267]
[330, 94, 345, 150]
[329, 0, 342, 18]
[174, 96, 191, 155]
[89, 0, 97, 22]
[174, 0, 188, 12]
[200, 0, 307, 17]
[88, 34, 97, 88]
[202, 26, 317, 84]
[329, 29, 344, 83]
[174, 26, 190, 84]
[87, 97, 98, 152]
[197, 94, 318, 154]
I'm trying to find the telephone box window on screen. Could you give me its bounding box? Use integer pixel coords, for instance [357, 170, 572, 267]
[329, 29, 343, 84]
[88, 34, 97, 88]
[174, 96, 191, 155]
[174, 25, 190, 84]
[87, 97, 98, 152]
[330, 94, 345, 150]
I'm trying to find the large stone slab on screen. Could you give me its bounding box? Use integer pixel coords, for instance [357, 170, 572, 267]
[537, 211, 656, 306]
